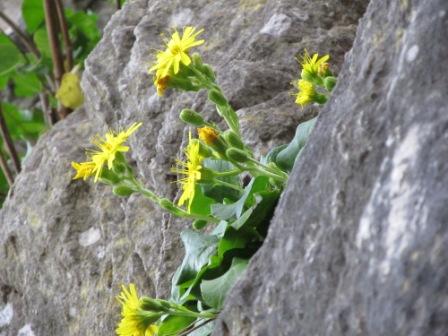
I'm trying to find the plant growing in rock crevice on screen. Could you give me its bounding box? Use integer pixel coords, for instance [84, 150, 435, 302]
[72, 26, 335, 336]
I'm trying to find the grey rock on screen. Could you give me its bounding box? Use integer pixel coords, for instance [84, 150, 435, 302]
[215, 0, 448, 335]
[0, 0, 366, 335]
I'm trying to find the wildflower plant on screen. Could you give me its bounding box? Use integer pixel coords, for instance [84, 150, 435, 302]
[72, 26, 336, 336]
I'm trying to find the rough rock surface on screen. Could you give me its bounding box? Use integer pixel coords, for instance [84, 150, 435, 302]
[0, 0, 366, 335]
[215, 0, 448, 335]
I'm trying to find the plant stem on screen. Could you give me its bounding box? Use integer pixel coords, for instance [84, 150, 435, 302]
[116, 0, 122, 10]
[177, 318, 215, 336]
[213, 178, 242, 191]
[214, 169, 241, 177]
[54, 0, 73, 71]
[0, 104, 21, 173]
[0, 11, 40, 57]
[0, 150, 14, 187]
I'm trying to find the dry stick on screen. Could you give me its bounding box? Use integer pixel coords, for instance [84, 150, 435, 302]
[0, 11, 40, 57]
[0, 150, 14, 187]
[54, 0, 73, 71]
[43, 0, 69, 120]
[0, 105, 21, 173]
[178, 318, 216, 336]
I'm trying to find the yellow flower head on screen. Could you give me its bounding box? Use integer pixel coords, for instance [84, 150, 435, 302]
[89, 122, 142, 181]
[172, 134, 203, 211]
[149, 26, 205, 78]
[56, 72, 84, 109]
[116, 284, 159, 336]
[300, 51, 330, 78]
[71, 161, 96, 180]
[197, 126, 219, 145]
[295, 79, 316, 107]
[71, 123, 142, 182]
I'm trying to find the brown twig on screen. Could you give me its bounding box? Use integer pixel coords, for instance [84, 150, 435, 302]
[116, 0, 122, 10]
[0, 150, 14, 187]
[0, 11, 40, 57]
[54, 0, 73, 71]
[43, 0, 69, 119]
[0, 105, 21, 173]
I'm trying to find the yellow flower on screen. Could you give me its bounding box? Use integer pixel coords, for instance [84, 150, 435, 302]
[295, 79, 316, 107]
[172, 134, 203, 211]
[300, 51, 330, 78]
[197, 126, 219, 145]
[71, 161, 96, 180]
[89, 122, 142, 181]
[55, 72, 84, 109]
[71, 123, 142, 182]
[149, 26, 205, 77]
[116, 284, 159, 336]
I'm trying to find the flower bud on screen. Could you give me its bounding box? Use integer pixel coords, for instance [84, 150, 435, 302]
[201, 64, 216, 81]
[208, 89, 227, 107]
[180, 109, 205, 127]
[226, 147, 249, 163]
[192, 219, 208, 230]
[198, 126, 219, 145]
[100, 169, 121, 184]
[323, 76, 337, 91]
[191, 52, 203, 66]
[222, 130, 244, 149]
[112, 185, 134, 197]
[141, 297, 169, 312]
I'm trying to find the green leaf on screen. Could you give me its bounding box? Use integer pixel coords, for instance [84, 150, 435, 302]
[174, 230, 219, 287]
[200, 258, 248, 309]
[0, 33, 25, 76]
[211, 176, 269, 220]
[22, 0, 45, 33]
[33, 28, 52, 59]
[275, 117, 317, 172]
[157, 315, 196, 336]
[202, 159, 240, 202]
[0, 74, 9, 90]
[13, 72, 42, 97]
[189, 185, 214, 216]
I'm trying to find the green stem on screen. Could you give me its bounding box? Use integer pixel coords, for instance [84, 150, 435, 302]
[212, 178, 243, 192]
[213, 169, 241, 177]
[247, 157, 289, 180]
[190, 66, 240, 136]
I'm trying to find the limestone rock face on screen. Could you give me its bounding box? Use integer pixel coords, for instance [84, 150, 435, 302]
[0, 0, 366, 334]
[215, 0, 448, 335]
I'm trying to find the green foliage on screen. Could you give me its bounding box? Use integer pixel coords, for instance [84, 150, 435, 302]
[0, 33, 25, 76]
[22, 0, 45, 33]
[201, 258, 248, 309]
[275, 117, 317, 171]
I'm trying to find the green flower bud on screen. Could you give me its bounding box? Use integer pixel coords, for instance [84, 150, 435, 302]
[100, 169, 121, 184]
[179, 109, 205, 127]
[323, 76, 337, 91]
[222, 130, 244, 149]
[226, 147, 249, 163]
[208, 89, 227, 107]
[201, 64, 216, 81]
[192, 219, 208, 230]
[191, 52, 203, 66]
[141, 297, 169, 312]
[112, 185, 134, 197]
